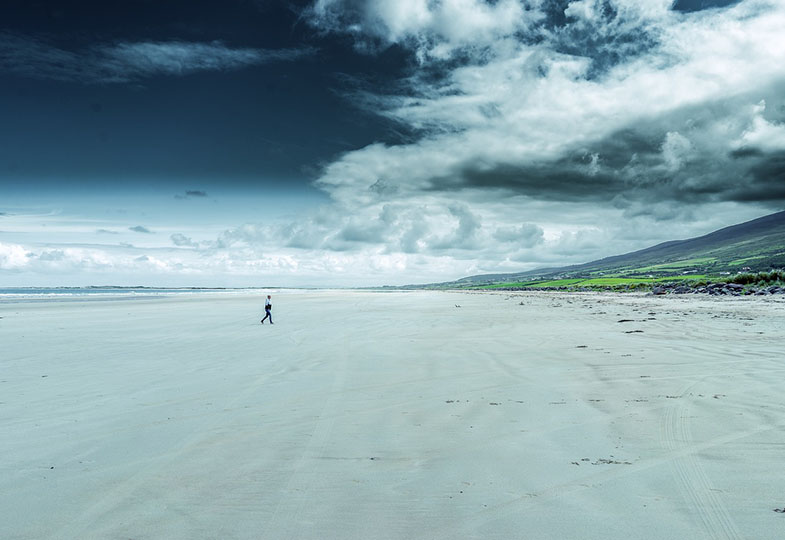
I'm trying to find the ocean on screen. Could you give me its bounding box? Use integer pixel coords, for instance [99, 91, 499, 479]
[0, 287, 269, 300]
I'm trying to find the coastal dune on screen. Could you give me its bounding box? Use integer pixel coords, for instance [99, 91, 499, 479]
[2, 290, 785, 539]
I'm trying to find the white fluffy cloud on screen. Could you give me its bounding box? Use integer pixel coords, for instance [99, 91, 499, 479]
[661, 131, 693, 172]
[737, 100, 785, 152]
[310, 0, 532, 60]
[0, 242, 29, 270]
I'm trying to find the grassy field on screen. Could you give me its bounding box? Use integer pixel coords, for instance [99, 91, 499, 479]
[728, 255, 769, 266]
[476, 275, 712, 290]
[626, 257, 716, 273]
[466, 270, 785, 291]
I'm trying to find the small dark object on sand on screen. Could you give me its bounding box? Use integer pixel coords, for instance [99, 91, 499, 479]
[774, 508, 785, 513]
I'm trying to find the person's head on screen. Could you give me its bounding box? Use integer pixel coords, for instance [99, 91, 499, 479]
[267, 295, 271, 299]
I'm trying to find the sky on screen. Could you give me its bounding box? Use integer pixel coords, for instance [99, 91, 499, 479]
[1, 0, 784, 287]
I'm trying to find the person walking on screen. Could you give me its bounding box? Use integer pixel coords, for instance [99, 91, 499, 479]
[261, 295, 273, 324]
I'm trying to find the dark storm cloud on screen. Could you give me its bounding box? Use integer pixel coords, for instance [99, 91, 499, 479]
[734, 152, 785, 202]
[672, 0, 743, 13]
[0, 32, 313, 84]
[414, 86, 785, 212]
[598, 98, 785, 206]
[729, 147, 765, 159]
[174, 190, 209, 199]
[431, 162, 622, 202]
[553, 137, 780, 206]
[129, 225, 152, 234]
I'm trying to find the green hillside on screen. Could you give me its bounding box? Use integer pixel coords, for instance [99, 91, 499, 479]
[419, 210, 785, 289]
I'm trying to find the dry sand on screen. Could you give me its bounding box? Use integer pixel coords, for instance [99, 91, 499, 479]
[2, 290, 785, 539]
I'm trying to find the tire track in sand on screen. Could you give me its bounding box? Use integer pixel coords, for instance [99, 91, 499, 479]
[262, 343, 349, 539]
[51, 360, 292, 540]
[660, 383, 743, 540]
[427, 413, 785, 540]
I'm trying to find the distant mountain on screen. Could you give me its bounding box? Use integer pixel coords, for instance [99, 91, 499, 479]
[423, 210, 785, 288]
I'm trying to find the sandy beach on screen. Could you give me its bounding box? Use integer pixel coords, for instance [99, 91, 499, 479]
[2, 290, 784, 539]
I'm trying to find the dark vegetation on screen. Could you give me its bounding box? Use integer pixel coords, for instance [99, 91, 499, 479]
[729, 270, 785, 285]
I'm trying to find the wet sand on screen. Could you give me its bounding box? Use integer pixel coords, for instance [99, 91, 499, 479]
[2, 290, 784, 539]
